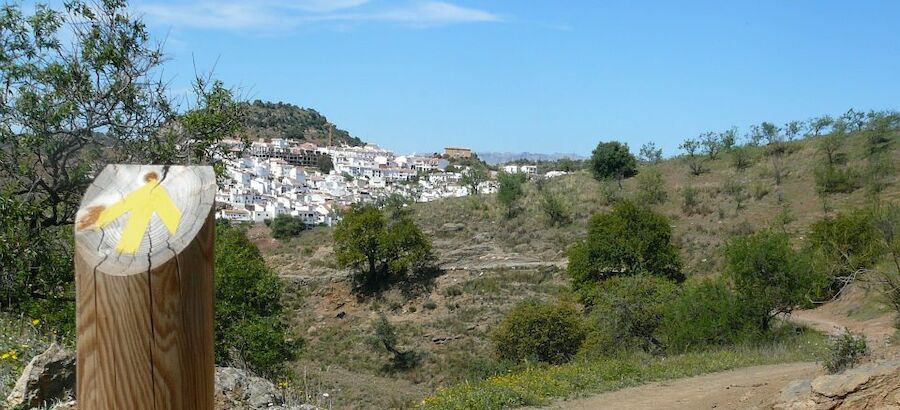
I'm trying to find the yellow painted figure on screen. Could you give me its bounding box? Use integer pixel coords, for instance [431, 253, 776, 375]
[94, 173, 182, 253]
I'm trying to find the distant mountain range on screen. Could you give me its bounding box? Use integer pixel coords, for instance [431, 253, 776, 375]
[476, 152, 587, 165]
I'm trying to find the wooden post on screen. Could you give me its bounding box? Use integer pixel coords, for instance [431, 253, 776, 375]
[74, 165, 216, 409]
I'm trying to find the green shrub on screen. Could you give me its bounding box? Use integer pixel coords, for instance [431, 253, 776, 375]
[726, 230, 816, 330]
[491, 300, 585, 364]
[334, 205, 435, 292]
[497, 171, 527, 218]
[814, 164, 861, 194]
[658, 279, 752, 352]
[0, 194, 75, 337]
[822, 329, 868, 374]
[540, 191, 571, 227]
[269, 214, 306, 239]
[730, 146, 754, 171]
[567, 201, 683, 298]
[580, 275, 678, 356]
[634, 169, 667, 205]
[808, 209, 884, 297]
[215, 223, 297, 377]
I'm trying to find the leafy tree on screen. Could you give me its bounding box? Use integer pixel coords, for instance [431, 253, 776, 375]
[590, 141, 637, 187]
[747, 124, 765, 146]
[268, 214, 305, 239]
[841, 109, 866, 132]
[679, 138, 706, 176]
[719, 127, 738, 150]
[863, 111, 897, 157]
[726, 230, 815, 330]
[460, 165, 489, 195]
[700, 132, 721, 159]
[0, 1, 244, 332]
[567, 201, 683, 297]
[638, 142, 663, 164]
[819, 127, 848, 167]
[808, 115, 834, 137]
[491, 300, 585, 364]
[0, 1, 244, 230]
[0, 193, 74, 334]
[215, 224, 296, 377]
[333, 205, 435, 291]
[496, 171, 527, 218]
[784, 120, 805, 141]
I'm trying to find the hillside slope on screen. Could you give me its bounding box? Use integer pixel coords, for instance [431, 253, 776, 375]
[413, 130, 899, 276]
[258, 130, 899, 409]
[244, 100, 364, 146]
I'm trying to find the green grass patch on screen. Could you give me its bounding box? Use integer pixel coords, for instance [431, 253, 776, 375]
[417, 327, 826, 410]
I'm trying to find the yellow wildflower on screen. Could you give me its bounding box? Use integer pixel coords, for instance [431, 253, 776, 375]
[31, 319, 40, 326]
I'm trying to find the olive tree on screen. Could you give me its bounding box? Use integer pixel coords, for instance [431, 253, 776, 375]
[679, 138, 706, 176]
[590, 141, 637, 187]
[333, 205, 435, 292]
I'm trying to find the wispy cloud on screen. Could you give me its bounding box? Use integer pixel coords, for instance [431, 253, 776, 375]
[135, 0, 503, 32]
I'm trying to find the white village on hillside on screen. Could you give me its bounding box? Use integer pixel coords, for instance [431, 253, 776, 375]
[214, 138, 553, 225]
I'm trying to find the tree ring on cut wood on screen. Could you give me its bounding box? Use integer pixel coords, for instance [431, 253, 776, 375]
[74, 165, 216, 276]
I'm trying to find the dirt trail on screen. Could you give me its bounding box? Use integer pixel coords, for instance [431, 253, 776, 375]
[533, 362, 821, 410]
[535, 286, 897, 410]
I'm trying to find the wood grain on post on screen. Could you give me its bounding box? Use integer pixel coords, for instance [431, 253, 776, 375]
[74, 165, 216, 410]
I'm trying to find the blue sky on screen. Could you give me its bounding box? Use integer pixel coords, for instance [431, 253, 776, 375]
[125, 1, 900, 154]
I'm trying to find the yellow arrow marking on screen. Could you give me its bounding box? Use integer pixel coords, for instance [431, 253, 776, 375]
[94, 174, 182, 254]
